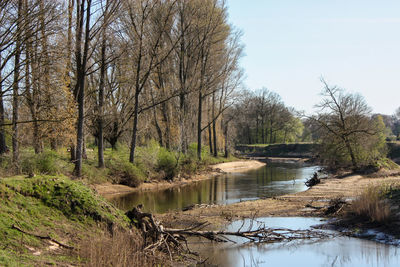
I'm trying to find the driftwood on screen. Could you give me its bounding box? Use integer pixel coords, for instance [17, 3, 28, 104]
[305, 172, 320, 187]
[305, 197, 347, 215]
[11, 224, 74, 249]
[126, 205, 337, 257]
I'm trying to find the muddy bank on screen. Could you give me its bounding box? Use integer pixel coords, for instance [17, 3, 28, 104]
[158, 174, 400, 229]
[94, 160, 266, 197]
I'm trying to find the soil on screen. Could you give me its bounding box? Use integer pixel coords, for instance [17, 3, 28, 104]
[94, 160, 266, 197]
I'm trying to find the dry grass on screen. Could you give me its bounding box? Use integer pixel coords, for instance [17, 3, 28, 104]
[348, 186, 392, 223]
[78, 228, 168, 267]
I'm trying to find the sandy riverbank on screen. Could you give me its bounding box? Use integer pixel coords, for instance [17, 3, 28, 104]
[94, 160, 266, 197]
[157, 174, 400, 228]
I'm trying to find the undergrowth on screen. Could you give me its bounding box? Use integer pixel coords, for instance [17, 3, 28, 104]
[346, 183, 400, 224]
[0, 141, 237, 188]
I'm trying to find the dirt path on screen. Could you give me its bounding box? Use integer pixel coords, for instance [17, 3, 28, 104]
[94, 160, 266, 197]
[158, 174, 400, 228]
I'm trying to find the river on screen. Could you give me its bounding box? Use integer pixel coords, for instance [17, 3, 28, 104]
[109, 162, 400, 266]
[109, 162, 319, 213]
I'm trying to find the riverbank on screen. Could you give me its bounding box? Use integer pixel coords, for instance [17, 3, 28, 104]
[0, 175, 151, 266]
[95, 160, 266, 197]
[157, 173, 400, 232]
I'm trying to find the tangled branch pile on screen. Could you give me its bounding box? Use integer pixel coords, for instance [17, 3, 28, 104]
[126, 205, 337, 260]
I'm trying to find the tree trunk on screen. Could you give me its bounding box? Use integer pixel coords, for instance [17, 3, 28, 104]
[74, 78, 85, 175]
[70, 145, 76, 162]
[224, 123, 229, 158]
[153, 106, 163, 147]
[208, 124, 213, 154]
[12, 0, 23, 165]
[74, 0, 91, 177]
[247, 125, 251, 144]
[261, 118, 265, 144]
[0, 57, 7, 154]
[197, 90, 203, 160]
[269, 123, 273, 144]
[82, 134, 87, 159]
[33, 120, 42, 154]
[129, 91, 140, 163]
[256, 118, 259, 143]
[97, 21, 106, 168]
[212, 92, 217, 157]
[161, 102, 170, 150]
[344, 138, 358, 169]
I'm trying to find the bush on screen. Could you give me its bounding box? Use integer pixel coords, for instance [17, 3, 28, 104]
[20, 151, 60, 175]
[81, 164, 109, 184]
[348, 185, 392, 223]
[157, 147, 177, 180]
[179, 155, 200, 175]
[136, 140, 160, 171]
[108, 159, 145, 188]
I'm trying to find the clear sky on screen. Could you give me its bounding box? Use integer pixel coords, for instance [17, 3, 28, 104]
[227, 0, 400, 115]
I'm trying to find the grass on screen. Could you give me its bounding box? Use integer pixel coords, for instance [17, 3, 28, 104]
[346, 183, 400, 224]
[78, 227, 165, 267]
[0, 175, 129, 266]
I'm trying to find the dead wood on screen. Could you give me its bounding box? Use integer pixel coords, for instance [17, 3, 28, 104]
[305, 172, 321, 187]
[305, 198, 347, 215]
[126, 205, 337, 256]
[11, 224, 74, 249]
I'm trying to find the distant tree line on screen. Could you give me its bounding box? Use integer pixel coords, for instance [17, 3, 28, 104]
[231, 88, 306, 145]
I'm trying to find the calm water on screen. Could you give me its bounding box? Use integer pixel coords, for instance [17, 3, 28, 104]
[193, 217, 400, 267]
[109, 163, 319, 213]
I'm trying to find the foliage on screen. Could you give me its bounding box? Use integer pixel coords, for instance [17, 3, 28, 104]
[20, 150, 62, 175]
[233, 88, 305, 145]
[157, 147, 178, 180]
[312, 81, 388, 170]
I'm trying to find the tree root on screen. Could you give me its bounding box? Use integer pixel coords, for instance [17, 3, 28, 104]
[126, 205, 338, 259]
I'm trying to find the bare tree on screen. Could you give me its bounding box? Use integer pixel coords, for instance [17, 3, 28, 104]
[311, 79, 386, 169]
[121, 0, 177, 163]
[74, 0, 93, 176]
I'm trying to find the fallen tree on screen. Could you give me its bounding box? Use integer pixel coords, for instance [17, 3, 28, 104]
[125, 205, 338, 258]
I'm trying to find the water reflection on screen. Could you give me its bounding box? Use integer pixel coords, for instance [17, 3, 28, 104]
[109, 163, 319, 213]
[194, 217, 400, 267]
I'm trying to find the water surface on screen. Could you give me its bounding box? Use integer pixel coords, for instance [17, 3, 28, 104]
[110, 163, 319, 213]
[193, 217, 400, 267]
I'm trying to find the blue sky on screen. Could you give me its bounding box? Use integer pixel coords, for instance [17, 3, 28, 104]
[227, 0, 400, 114]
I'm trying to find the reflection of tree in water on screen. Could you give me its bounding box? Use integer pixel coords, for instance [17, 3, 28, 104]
[111, 164, 319, 213]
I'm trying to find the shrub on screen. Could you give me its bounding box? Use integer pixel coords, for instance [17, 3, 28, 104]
[81, 164, 109, 184]
[157, 147, 177, 180]
[136, 140, 160, 171]
[108, 159, 145, 188]
[178, 155, 200, 175]
[121, 162, 145, 187]
[20, 151, 60, 175]
[349, 185, 392, 223]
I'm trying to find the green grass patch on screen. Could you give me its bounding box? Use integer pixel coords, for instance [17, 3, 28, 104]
[0, 175, 129, 266]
